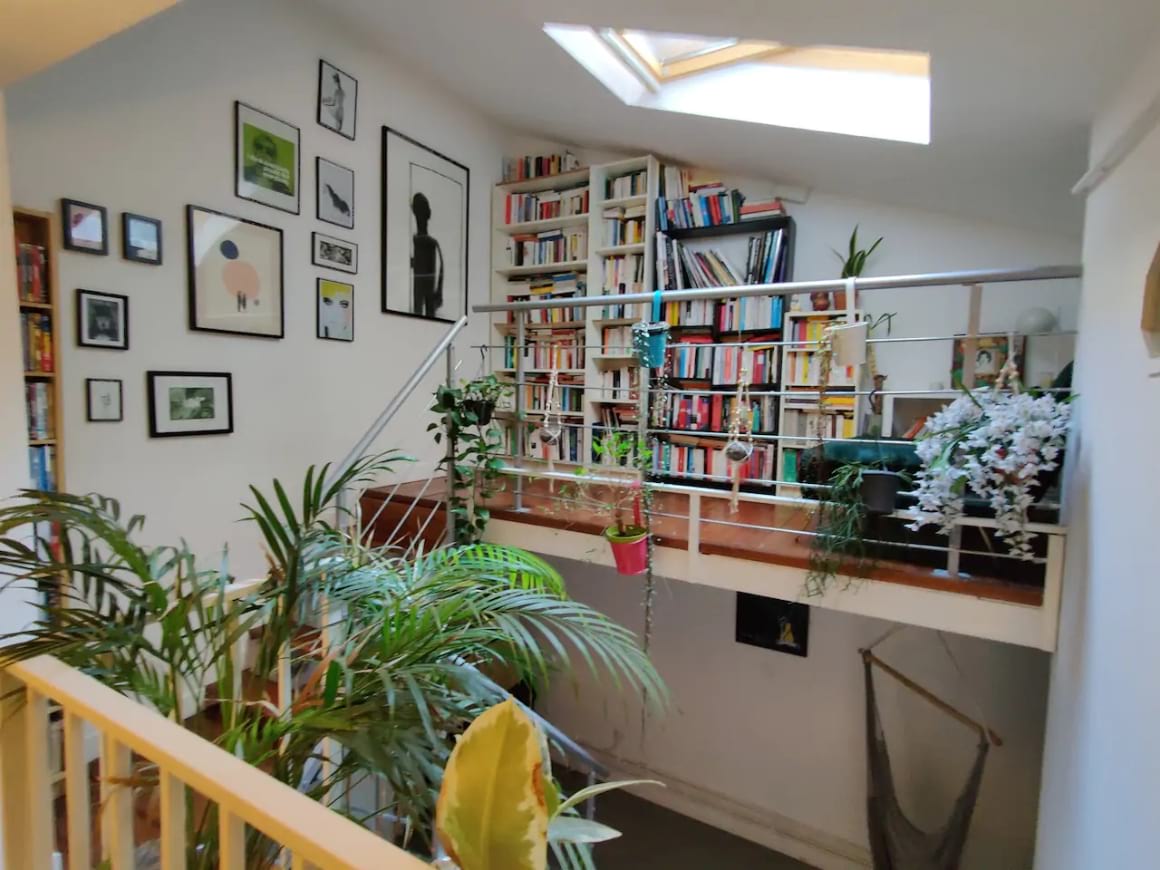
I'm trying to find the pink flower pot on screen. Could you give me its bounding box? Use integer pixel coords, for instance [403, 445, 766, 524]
[605, 526, 649, 575]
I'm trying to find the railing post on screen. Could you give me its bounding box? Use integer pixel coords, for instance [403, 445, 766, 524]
[159, 770, 187, 870]
[1, 672, 34, 870]
[1041, 533, 1066, 651]
[445, 343, 457, 544]
[100, 734, 134, 868]
[63, 711, 93, 870]
[514, 310, 526, 511]
[219, 809, 246, 869]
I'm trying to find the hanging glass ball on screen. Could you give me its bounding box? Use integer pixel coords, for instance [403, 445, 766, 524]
[539, 425, 562, 446]
[725, 439, 753, 462]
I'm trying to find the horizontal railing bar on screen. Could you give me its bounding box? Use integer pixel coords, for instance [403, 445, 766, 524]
[475, 266, 1082, 313]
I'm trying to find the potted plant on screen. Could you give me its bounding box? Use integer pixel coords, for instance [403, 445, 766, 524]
[832, 225, 883, 309]
[460, 373, 508, 425]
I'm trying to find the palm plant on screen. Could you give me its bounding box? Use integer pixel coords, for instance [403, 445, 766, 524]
[0, 452, 666, 867]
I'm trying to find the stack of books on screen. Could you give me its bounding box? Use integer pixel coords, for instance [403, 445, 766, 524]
[656, 166, 746, 230]
[28, 444, 56, 491]
[656, 234, 744, 290]
[602, 204, 646, 246]
[506, 227, 587, 267]
[19, 312, 54, 373]
[607, 171, 647, 199]
[782, 402, 857, 439]
[710, 342, 779, 386]
[652, 437, 776, 485]
[740, 198, 786, 221]
[25, 382, 53, 440]
[503, 152, 580, 182]
[505, 275, 585, 323]
[660, 392, 778, 434]
[504, 186, 589, 224]
[16, 243, 48, 302]
[716, 297, 784, 333]
[744, 228, 788, 284]
[600, 253, 645, 320]
[503, 334, 584, 370]
[600, 325, 635, 356]
[594, 367, 640, 404]
[503, 422, 583, 463]
[501, 377, 585, 412]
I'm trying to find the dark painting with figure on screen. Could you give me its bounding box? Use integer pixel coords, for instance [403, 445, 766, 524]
[88, 300, 121, 342]
[411, 192, 443, 318]
[408, 162, 462, 320]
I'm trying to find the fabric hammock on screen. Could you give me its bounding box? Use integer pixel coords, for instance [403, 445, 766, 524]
[864, 658, 989, 870]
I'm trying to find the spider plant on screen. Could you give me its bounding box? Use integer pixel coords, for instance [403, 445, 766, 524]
[0, 452, 666, 868]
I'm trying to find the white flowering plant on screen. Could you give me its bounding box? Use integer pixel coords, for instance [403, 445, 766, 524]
[906, 388, 1072, 559]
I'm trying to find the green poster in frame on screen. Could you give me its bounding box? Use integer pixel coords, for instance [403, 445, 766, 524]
[234, 101, 300, 214]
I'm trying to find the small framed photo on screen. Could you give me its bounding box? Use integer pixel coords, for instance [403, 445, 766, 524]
[122, 213, 162, 264]
[235, 101, 300, 214]
[312, 231, 357, 274]
[735, 593, 809, 657]
[317, 59, 357, 140]
[316, 157, 354, 229]
[85, 378, 123, 422]
[61, 198, 108, 255]
[76, 289, 129, 350]
[147, 371, 233, 437]
[951, 335, 1026, 388]
[317, 278, 354, 342]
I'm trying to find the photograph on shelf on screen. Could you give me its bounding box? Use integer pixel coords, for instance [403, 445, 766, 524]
[60, 198, 108, 255]
[234, 101, 300, 214]
[317, 59, 357, 140]
[85, 378, 123, 422]
[312, 231, 358, 274]
[186, 204, 284, 338]
[951, 335, 1024, 388]
[382, 126, 468, 323]
[122, 212, 162, 264]
[76, 289, 129, 350]
[316, 157, 355, 229]
[147, 370, 233, 437]
[317, 277, 354, 342]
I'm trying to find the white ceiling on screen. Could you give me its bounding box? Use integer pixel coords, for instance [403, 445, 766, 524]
[317, 0, 1160, 236]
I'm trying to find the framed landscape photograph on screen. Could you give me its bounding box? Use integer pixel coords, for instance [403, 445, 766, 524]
[61, 198, 108, 255]
[312, 231, 357, 274]
[76, 289, 129, 350]
[235, 101, 300, 214]
[147, 371, 233, 437]
[317, 278, 354, 342]
[85, 378, 123, 422]
[186, 204, 284, 338]
[317, 59, 357, 140]
[317, 157, 354, 229]
[381, 126, 469, 323]
[122, 212, 162, 264]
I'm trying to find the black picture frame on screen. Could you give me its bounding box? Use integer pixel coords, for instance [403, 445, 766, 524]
[234, 101, 301, 215]
[121, 212, 163, 265]
[186, 204, 285, 339]
[76, 289, 129, 350]
[312, 231, 358, 274]
[85, 378, 124, 422]
[316, 277, 354, 342]
[146, 370, 234, 437]
[381, 126, 470, 324]
[60, 198, 108, 255]
[316, 156, 355, 229]
[735, 593, 809, 657]
[317, 59, 358, 140]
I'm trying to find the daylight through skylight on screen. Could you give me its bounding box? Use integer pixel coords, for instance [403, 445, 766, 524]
[543, 24, 931, 144]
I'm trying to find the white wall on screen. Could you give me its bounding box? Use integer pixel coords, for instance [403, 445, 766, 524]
[1034, 39, 1160, 869]
[3, 0, 505, 578]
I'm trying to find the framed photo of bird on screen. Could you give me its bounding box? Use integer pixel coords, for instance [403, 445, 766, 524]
[317, 59, 357, 140]
[316, 157, 355, 230]
[234, 101, 300, 215]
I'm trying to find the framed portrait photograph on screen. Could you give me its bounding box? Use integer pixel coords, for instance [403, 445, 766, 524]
[61, 198, 108, 255]
[317, 59, 357, 140]
[235, 101, 300, 214]
[317, 157, 354, 229]
[186, 204, 284, 338]
[76, 289, 129, 350]
[317, 278, 354, 342]
[312, 231, 357, 274]
[147, 371, 233, 437]
[122, 212, 162, 264]
[951, 335, 1025, 388]
[381, 127, 469, 323]
[85, 378, 123, 422]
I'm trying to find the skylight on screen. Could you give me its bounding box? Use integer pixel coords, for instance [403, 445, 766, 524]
[543, 25, 931, 145]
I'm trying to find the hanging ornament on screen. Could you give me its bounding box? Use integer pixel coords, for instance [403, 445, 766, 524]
[726, 363, 755, 513]
[538, 361, 564, 489]
[633, 290, 670, 368]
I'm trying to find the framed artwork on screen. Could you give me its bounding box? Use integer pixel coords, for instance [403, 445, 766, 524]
[122, 212, 162, 264]
[186, 205, 284, 338]
[317, 157, 354, 229]
[951, 335, 1025, 388]
[381, 126, 469, 323]
[312, 231, 357, 274]
[85, 378, 123, 422]
[61, 199, 108, 255]
[147, 371, 233, 437]
[235, 101, 300, 214]
[735, 593, 809, 657]
[76, 289, 129, 350]
[317, 278, 354, 342]
[317, 59, 357, 140]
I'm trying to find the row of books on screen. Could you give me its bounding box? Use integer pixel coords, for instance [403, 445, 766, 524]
[658, 392, 778, 434]
[28, 445, 57, 492]
[781, 405, 857, 440]
[744, 228, 789, 284]
[593, 366, 640, 404]
[506, 228, 587, 267]
[504, 273, 585, 323]
[668, 339, 780, 386]
[25, 382, 53, 441]
[502, 334, 585, 370]
[503, 186, 589, 224]
[503, 152, 581, 183]
[503, 422, 584, 463]
[607, 170, 647, 199]
[659, 298, 715, 328]
[717, 296, 785, 334]
[651, 438, 777, 485]
[602, 205, 646, 247]
[600, 253, 645, 320]
[783, 350, 857, 386]
[600, 325, 634, 356]
[19, 312, 54, 373]
[656, 187, 745, 231]
[15, 243, 49, 303]
[499, 380, 585, 414]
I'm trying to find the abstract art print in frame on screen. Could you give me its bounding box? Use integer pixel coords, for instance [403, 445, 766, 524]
[76, 289, 129, 350]
[381, 126, 469, 324]
[122, 212, 162, 264]
[61, 198, 108, 255]
[317, 59, 357, 140]
[312, 231, 358, 274]
[147, 371, 233, 437]
[235, 101, 300, 214]
[317, 157, 355, 229]
[85, 378, 123, 422]
[186, 205, 284, 339]
[317, 278, 354, 342]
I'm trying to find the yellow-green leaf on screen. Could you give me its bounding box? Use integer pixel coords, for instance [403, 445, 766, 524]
[435, 699, 549, 870]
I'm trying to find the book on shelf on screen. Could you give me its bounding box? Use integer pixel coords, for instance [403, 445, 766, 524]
[16, 243, 48, 303]
[744, 228, 788, 284]
[657, 234, 744, 291]
[782, 404, 857, 440]
[740, 199, 787, 220]
[28, 444, 56, 491]
[659, 391, 778, 434]
[667, 335, 782, 385]
[502, 333, 585, 370]
[594, 367, 640, 404]
[502, 151, 580, 183]
[504, 186, 589, 224]
[782, 446, 805, 484]
[784, 350, 857, 386]
[25, 382, 53, 440]
[602, 203, 647, 246]
[498, 376, 585, 414]
[606, 170, 647, 199]
[600, 325, 635, 356]
[600, 252, 645, 320]
[717, 297, 784, 334]
[656, 166, 745, 231]
[505, 227, 587, 267]
[504, 273, 585, 323]
[652, 437, 776, 485]
[19, 311, 54, 373]
[503, 422, 583, 464]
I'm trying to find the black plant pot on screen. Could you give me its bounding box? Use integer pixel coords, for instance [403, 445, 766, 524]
[860, 470, 901, 515]
[463, 399, 495, 425]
